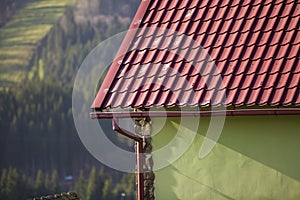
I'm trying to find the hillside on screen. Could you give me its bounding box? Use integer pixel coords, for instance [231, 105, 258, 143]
[0, 0, 75, 87]
[0, 0, 140, 199]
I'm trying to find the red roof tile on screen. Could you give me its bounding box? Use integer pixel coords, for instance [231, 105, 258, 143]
[92, 0, 300, 110]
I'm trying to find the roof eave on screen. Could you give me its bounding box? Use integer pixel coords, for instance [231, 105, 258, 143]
[90, 108, 300, 119]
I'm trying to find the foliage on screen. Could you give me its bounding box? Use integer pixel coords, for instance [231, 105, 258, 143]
[0, 0, 138, 87]
[0, 0, 26, 26]
[0, 0, 136, 174]
[0, 0, 140, 199]
[0, 0, 76, 86]
[0, 167, 136, 200]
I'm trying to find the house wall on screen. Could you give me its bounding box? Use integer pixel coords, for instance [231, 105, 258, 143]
[152, 115, 300, 200]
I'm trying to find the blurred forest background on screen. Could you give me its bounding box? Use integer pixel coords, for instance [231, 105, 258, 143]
[0, 0, 139, 199]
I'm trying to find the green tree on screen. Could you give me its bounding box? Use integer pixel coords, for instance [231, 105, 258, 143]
[51, 169, 60, 192]
[86, 167, 97, 200]
[35, 169, 45, 195]
[0, 168, 8, 199]
[102, 178, 113, 199]
[5, 167, 19, 199]
[74, 170, 86, 198]
[44, 173, 50, 192]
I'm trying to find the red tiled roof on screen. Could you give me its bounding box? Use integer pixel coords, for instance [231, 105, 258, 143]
[92, 0, 300, 110]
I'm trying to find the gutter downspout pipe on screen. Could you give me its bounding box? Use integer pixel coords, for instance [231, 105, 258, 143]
[112, 118, 144, 200]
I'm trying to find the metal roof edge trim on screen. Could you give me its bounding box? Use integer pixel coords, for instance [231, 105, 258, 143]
[90, 108, 300, 119]
[91, 0, 151, 109]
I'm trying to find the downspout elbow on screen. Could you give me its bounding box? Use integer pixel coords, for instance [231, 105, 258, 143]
[112, 118, 143, 142]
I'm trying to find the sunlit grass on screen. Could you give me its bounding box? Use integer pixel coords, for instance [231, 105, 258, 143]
[0, 0, 75, 86]
[1, 25, 52, 44]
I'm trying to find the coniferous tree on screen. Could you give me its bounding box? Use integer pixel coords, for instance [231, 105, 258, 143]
[51, 169, 60, 193]
[4, 168, 19, 199]
[0, 1, 139, 198]
[86, 167, 97, 200]
[74, 170, 86, 198]
[102, 177, 113, 199]
[44, 173, 50, 193]
[35, 169, 45, 196]
[0, 168, 8, 199]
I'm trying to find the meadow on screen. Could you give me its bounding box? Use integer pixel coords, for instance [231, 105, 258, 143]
[0, 0, 75, 86]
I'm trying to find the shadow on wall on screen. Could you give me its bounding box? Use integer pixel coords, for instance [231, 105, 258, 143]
[154, 164, 180, 200]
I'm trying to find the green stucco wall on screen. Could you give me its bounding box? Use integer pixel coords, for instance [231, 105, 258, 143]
[152, 115, 300, 199]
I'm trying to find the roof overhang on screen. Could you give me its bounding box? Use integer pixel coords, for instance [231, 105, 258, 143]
[91, 108, 300, 119]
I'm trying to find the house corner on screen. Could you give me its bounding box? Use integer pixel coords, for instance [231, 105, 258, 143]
[134, 109, 155, 200]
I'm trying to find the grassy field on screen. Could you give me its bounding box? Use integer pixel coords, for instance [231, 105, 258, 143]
[0, 0, 75, 86]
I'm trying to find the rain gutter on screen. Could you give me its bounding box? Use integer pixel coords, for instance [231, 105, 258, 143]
[91, 108, 300, 119]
